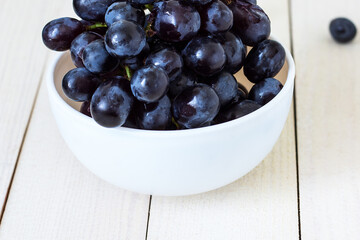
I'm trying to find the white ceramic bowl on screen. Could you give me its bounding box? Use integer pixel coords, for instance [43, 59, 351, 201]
[47, 42, 295, 196]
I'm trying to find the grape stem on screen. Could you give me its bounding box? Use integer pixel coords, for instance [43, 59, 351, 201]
[144, 4, 154, 11]
[86, 23, 107, 31]
[172, 118, 181, 130]
[125, 66, 132, 80]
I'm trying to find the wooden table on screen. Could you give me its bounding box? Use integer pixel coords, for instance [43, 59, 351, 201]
[0, 0, 359, 239]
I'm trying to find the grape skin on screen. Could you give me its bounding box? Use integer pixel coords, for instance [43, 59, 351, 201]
[199, 0, 233, 34]
[105, 2, 145, 27]
[70, 32, 103, 68]
[73, 0, 118, 21]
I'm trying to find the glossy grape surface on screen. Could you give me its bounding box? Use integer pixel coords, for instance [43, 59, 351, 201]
[216, 100, 261, 123]
[105, 20, 146, 58]
[130, 65, 169, 103]
[229, 2, 270, 46]
[249, 78, 283, 105]
[42, 18, 84, 51]
[70, 32, 103, 68]
[90, 77, 134, 128]
[182, 36, 226, 76]
[145, 48, 183, 81]
[62, 68, 101, 102]
[73, 0, 118, 21]
[135, 95, 172, 130]
[217, 31, 246, 74]
[105, 2, 145, 27]
[154, 0, 201, 42]
[244, 39, 285, 83]
[172, 85, 220, 129]
[168, 70, 197, 98]
[80, 101, 92, 117]
[199, 0, 233, 34]
[207, 72, 238, 108]
[330, 18, 357, 43]
[82, 39, 120, 74]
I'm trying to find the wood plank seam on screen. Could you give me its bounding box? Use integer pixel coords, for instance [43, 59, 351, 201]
[145, 196, 153, 240]
[287, 0, 302, 239]
[0, 54, 48, 225]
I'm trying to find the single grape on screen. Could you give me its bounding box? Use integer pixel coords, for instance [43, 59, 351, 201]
[70, 32, 103, 68]
[172, 84, 220, 129]
[229, 2, 270, 46]
[105, 19, 146, 58]
[91, 77, 134, 128]
[82, 39, 120, 74]
[130, 65, 169, 103]
[168, 70, 197, 98]
[215, 100, 261, 123]
[217, 31, 246, 74]
[182, 36, 226, 76]
[154, 0, 201, 42]
[42, 17, 84, 51]
[199, 0, 233, 34]
[80, 101, 92, 117]
[62, 68, 101, 102]
[105, 2, 145, 27]
[73, 0, 118, 21]
[244, 39, 286, 83]
[135, 95, 172, 130]
[249, 78, 283, 105]
[207, 72, 238, 108]
[145, 48, 183, 81]
[330, 18, 357, 43]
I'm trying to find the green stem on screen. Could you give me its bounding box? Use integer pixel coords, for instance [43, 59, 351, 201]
[86, 22, 107, 31]
[172, 118, 181, 130]
[144, 4, 154, 11]
[125, 66, 132, 80]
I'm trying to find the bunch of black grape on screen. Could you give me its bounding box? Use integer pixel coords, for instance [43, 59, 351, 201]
[42, 0, 286, 130]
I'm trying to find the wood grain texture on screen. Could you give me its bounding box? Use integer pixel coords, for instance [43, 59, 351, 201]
[291, 0, 360, 239]
[0, 0, 72, 216]
[146, 1, 299, 239]
[0, 77, 150, 240]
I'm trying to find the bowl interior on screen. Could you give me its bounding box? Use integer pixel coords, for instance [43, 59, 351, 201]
[54, 52, 289, 114]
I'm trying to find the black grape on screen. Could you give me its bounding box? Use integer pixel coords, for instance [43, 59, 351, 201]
[121, 43, 150, 71]
[73, 0, 118, 21]
[172, 84, 220, 129]
[154, 0, 201, 42]
[182, 36, 226, 77]
[70, 32, 103, 68]
[199, 0, 233, 34]
[249, 78, 283, 105]
[62, 68, 101, 102]
[207, 72, 238, 108]
[42, 18, 84, 51]
[184, 0, 212, 5]
[168, 70, 197, 98]
[105, 19, 146, 58]
[244, 39, 285, 83]
[91, 77, 134, 128]
[215, 100, 261, 123]
[82, 39, 120, 74]
[80, 101, 92, 117]
[105, 2, 145, 27]
[130, 65, 170, 103]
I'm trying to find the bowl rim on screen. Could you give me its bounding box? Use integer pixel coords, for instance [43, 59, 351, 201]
[46, 37, 295, 137]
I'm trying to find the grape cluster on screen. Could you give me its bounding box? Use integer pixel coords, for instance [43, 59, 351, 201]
[42, 0, 286, 130]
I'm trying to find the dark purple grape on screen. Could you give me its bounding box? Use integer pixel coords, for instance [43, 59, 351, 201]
[229, 2, 270, 46]
[330, 18, 357, 43]
[121, 43, 150, 71]
[249, 78, 283, 105]
[82, 39, 120, 74]
[135, 95, 172, 130]
[199, 0, 233, 34]
[73, 0, 118, 21]
[185, 0, 212, 5]
[130, 65, 169, 103]
[207, 72, 238, 108]
[62, 68, 101, 102]
[244, 39, 286, 83]
[172, 85, 220, 129]
[154, 0, 201, 42]
[70, 32, 103, 68]
[128, 0, 155, 4]
[80, 101, 92, 117]
[217, 31, 246, 74]
[182, 36, 226, 76]
[105, 2, 145, 27]
[105, 20, 146, 58]
[91, 77, 134, 128]
[42, 18, 84, 51]
[145, 48, 183, 81]
[168, 70, 197, 98]
[215, 100, 261, 123]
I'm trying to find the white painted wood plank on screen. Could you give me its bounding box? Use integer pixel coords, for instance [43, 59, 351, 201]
[291, 0, 360, 239]
[0, 76, 150, 240]
[147, 1, 299, 239]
